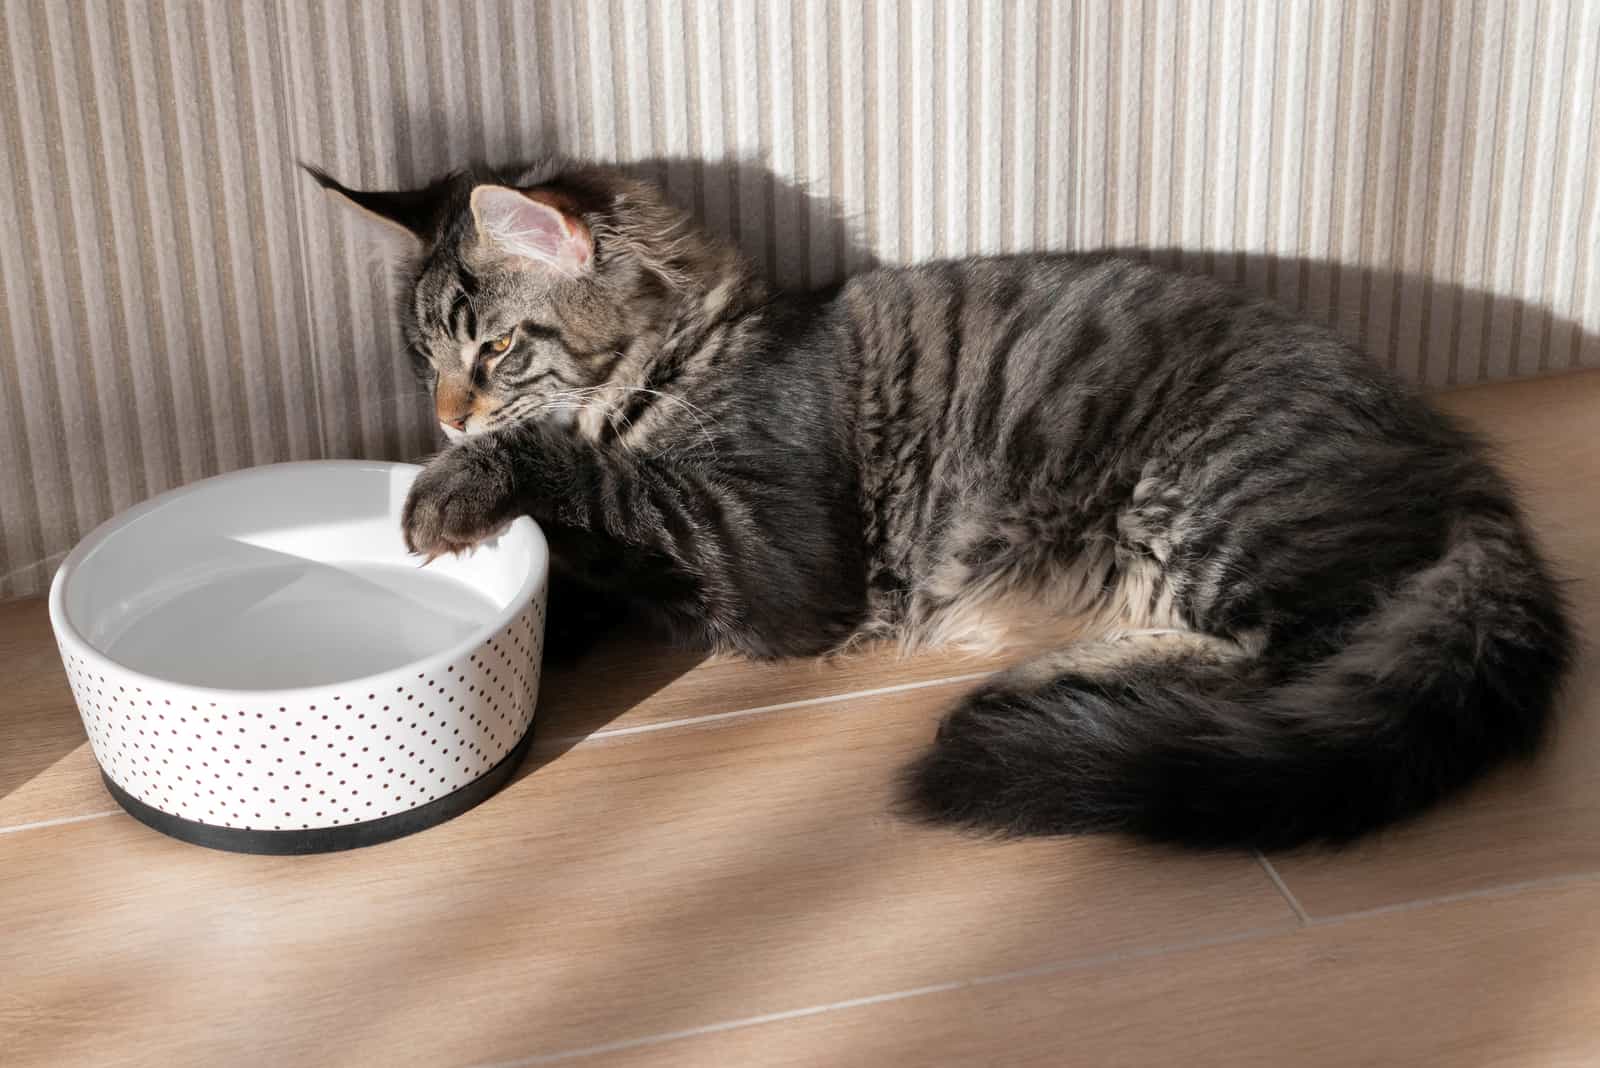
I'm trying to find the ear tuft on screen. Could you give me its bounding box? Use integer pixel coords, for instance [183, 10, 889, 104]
[470, 185, 593, 274]
[303, 164, 437, 259]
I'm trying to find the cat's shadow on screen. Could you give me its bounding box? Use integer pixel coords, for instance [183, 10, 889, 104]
[512, 622, 710, 780]
[477, 149, 882, 293]
[623, 154, 881, 291]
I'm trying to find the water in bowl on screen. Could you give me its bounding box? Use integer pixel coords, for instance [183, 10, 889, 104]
[104, 560, 501, 689]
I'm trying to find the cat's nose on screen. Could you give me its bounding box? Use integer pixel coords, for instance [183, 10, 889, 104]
[435, 379, 472, 432]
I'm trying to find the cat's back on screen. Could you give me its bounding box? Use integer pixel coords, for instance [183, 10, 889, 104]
[836, 251, 1401, 463]
[837, 250, 1336, 381]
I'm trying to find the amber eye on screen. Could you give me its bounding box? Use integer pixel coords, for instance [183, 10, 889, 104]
[489, 331, 514, 354]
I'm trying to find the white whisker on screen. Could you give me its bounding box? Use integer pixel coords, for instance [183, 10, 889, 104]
[542, 383, 720, 457]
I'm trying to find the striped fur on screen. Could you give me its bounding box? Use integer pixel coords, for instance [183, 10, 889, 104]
[315, 160, 1573, 851]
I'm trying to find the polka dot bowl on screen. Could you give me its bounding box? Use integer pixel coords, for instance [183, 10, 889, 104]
[47, 461, 548, 855]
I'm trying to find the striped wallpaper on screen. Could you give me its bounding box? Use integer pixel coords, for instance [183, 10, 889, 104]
[3, 0, 1599, 600]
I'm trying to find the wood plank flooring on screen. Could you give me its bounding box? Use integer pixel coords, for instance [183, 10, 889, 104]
[3, 370, 1597, 1067]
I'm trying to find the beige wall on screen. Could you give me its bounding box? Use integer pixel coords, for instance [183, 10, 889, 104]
[3, 0, 1598, 599]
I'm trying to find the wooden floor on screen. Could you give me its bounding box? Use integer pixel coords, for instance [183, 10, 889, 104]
[4, 371, 1599, 1067]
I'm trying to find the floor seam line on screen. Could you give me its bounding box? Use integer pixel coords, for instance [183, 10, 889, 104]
[1255, 850, 1311, 925]
[0, 808, 121, 835]
[538, 671, 992, 750]
[478, 869, 1600, 1065]
[471, 922, 1300, 1067]
[1302, 868, 1600, 927]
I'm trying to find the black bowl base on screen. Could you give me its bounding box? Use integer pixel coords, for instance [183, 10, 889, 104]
[99, 731, 533, 855]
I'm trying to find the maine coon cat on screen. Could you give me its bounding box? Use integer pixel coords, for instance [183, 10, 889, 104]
[310, 160, 1572, 850]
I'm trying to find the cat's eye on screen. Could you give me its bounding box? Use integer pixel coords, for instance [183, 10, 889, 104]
[489, 331, 515, 354]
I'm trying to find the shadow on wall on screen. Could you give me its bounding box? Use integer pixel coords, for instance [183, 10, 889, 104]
[1117, 246, 1595, 389]
[603, 153, 880, 289]
[385, 145, 883, 289]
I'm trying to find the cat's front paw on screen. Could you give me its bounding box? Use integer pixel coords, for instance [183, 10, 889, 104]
[402, 442, 518, 559]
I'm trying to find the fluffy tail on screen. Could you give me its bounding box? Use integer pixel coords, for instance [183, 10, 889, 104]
[901, 519, 1574, 850]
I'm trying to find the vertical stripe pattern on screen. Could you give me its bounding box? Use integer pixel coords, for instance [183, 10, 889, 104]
[2, 0, 1598, 598]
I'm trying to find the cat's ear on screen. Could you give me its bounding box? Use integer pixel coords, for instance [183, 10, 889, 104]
[303, 164, 440, 259]
[469, 185, 593, 275]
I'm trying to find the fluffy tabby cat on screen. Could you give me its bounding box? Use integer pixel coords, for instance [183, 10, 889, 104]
[310, 159, 1572, 850]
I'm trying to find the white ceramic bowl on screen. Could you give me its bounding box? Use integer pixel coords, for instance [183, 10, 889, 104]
[48, 461, 548, 854]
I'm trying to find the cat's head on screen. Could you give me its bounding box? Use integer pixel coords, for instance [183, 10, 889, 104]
[309, 161, 743, 439]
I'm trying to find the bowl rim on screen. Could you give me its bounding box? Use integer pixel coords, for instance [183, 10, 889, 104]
[47, 459, 549, 701]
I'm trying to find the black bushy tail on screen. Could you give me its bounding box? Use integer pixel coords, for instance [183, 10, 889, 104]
[901, 521, 1574, 851]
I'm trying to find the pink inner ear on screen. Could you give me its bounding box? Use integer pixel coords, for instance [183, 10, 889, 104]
[471, 186, 591, 272]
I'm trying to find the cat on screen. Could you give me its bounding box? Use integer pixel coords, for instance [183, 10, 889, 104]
[309, 159, 1572, 851]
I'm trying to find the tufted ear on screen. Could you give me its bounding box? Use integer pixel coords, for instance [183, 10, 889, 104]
[469, 184, 593, 274]
[303, 164, 444, 259]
